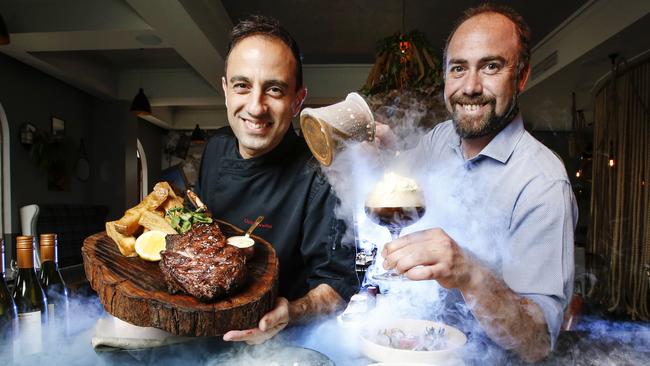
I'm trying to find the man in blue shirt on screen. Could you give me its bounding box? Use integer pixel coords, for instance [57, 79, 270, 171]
[381, 5, 577, 362]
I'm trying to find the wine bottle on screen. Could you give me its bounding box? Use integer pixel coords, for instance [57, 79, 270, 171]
[39, 233, 70, 338]
[39, 233, 69, 322]
[12, 235, 47, 356]
[0, 239, 18, 361]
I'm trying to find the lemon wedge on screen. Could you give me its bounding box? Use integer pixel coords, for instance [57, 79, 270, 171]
[135, 230, 167, 261]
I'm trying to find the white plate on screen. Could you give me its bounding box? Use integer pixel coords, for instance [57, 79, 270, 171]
[361, 319, 466, 365]
[368, 363, 433, 366]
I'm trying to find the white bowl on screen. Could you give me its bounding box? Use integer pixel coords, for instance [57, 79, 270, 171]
[361, 319, 466, 365]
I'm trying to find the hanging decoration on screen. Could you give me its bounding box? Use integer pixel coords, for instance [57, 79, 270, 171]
[360, 30, 448, 133]
[358, 0, 447, 133]
[361, 30, 443, 96]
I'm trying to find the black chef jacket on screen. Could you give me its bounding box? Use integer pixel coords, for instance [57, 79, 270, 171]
[195, 127, 358, 302]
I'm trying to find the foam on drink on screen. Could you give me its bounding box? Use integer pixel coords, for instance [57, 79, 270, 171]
[364, 172, 426, 241]
[366, 172, 425, 208]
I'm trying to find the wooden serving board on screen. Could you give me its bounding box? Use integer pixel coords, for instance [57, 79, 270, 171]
[82, 220, 279, 336]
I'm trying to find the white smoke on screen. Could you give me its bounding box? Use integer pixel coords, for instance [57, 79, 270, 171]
[207, 337, 335, 365]
[3, 284, 649, 364]
[321, 94, 510, 284]
[3, 292, 105, 365]
[317, 94, 525, 362]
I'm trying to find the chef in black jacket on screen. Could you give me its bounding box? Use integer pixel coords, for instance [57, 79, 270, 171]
[195, 15, 358, 344]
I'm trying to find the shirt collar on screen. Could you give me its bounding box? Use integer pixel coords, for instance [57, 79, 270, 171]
[448, 114, 525, 164]
[479, 114, 525, 164]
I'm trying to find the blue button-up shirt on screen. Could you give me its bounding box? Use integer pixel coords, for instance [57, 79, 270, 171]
[411, 115, 577, 347]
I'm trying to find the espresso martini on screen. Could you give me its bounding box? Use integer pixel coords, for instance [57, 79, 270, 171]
[365, 172, 426, 239]
[364, 172, 425, 281]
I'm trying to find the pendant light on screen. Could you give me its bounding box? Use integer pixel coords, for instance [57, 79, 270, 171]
[130, 48, 152, 116]
[190, 124, 206, 142]
[0, 13, 10, 45]
[130, 88, 151, 116]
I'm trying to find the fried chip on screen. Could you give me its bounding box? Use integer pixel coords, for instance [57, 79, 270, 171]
[106, 221, 137, 257]
[114, 182, 171, 236]
[139, 210, 178, 235]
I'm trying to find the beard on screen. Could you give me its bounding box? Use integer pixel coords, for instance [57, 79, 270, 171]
[450, 92, 519, 139]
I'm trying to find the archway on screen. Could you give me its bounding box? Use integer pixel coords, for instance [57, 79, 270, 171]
[0, 103, 11, 237]
[137, 139, 148, 200]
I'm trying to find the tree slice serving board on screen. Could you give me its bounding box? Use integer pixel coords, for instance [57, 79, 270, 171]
[82, 220, 279, 336]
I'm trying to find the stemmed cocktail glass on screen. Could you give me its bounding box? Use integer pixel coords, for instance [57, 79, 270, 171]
[364, 173, 425, 281]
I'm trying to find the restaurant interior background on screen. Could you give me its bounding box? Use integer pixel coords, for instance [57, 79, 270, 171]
[0, 0, 648, 344]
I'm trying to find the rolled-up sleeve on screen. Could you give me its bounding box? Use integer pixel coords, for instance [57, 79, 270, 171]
[504, 179, 577, 347]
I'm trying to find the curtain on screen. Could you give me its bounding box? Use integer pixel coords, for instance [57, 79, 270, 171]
[589, 59, 649, 320]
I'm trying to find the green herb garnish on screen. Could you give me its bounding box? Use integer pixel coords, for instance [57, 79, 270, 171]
[166, 207, 212, 234]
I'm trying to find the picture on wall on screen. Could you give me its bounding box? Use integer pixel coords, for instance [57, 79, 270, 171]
[52, 116, 65, 139]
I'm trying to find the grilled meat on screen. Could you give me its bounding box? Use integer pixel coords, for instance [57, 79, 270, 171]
[159, 222, 247, 301]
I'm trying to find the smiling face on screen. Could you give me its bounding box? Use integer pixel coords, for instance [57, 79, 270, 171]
[222, 35, 306, 159]
[444, 12, 530, 139]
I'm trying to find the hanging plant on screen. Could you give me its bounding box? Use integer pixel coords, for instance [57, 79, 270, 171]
[361, 30, 443, 96]
[360, 30, 448, 131]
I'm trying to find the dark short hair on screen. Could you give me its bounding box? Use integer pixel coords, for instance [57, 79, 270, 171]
[225, 14, 303, 90]
[443, 4, 531, 75]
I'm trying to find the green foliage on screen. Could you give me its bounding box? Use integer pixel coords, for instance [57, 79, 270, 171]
[166, 207, 212, 234]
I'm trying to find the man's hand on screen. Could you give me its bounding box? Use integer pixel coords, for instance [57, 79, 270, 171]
[222, 297, 290, 345]
[382, 228, 477, 290]
[373, 121, 399, 150]
[221, 284, 345, 345]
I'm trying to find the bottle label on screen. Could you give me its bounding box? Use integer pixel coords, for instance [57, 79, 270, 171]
[14, 311, 42, 356]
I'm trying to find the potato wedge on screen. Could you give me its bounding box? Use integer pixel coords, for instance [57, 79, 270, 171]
[161, 195, 184, 212]
[155, 181, 177, 198]
[106, 221, 137, 257]
[143, 182, 173, 210]
[114, 183, 170, 235]
[139, 210, 178, 235]
[113, 208, 143, 236]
